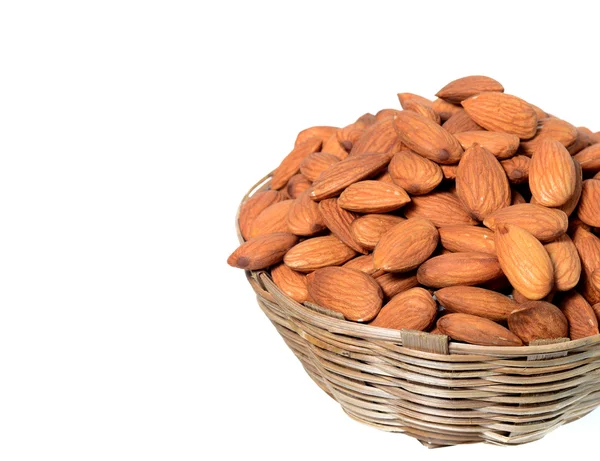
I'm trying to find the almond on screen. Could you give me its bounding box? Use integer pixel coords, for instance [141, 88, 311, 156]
[310, 152, 391, 201]
[370, 288, 437, 331]
[272, 137, 322, 189]
[354, 113, 378, 128]
[501, 155, 530, 185]
[578, 179, 600, 227]
[431, 98, 462, 121]
[404, 191, 478, 227]
[228, 233, 299, 270]
[287, 191, 326, 236]
[283, 235, 357, 272]
[338, 180, 411, 213]
[392, 111, 464, 164]
[512, 288, 555, 305]
[483, 203, 568, 242]
[403, 99, 441, 124]
[568, 127, 597, 156]
[321, 132, 348, 159]
[572, 227, 600, 305]
[441, 164, 458, 180]
[507, 301, 569, 345]
[249, 199, 294, 238]
[438, 225, 496, 255]
[494, 224, 554, 300]
[374, 170, 394, 184]
[350, 214, 406, 250]
[592, 303, 600, 324]
[286, 174, 312, 199]
[318, 198, 366, 254]
[397, 93, 433, 109]
[520, 118, 578, 155]
[343, 254, 384, 277]
[552, 158, 583, 217]
[350, 117, 404, 156]
[437, 313, 523, 346]
[373, 218, 439, 272]
[456, 144, 511, 221]
[336, 123, 365, 152]
[270, 263, 309, 303]
[375, 272, 419, 299]
[388, 150, 443, 195]
[573, 143, 600, 173]
[307, 267, 383, 322]
[511, 190, 527, 205]
[300, 152, 341, 182]
[559, 291, 600, 340]
[417, 252, 503, 288]
[435, 286, 518, 321]
[441, 109, 484, 134]
[529, 139, 577, 207]
[454, 131, 520, 160]
[462, 92, 538, 139]
[239, 190, 284, 240]
[593, 269, 600, 292]
[295, 126, 337, 147]
[375, 108, 403, 121]
[436, 75, 504, 104]
[544, 234, 581, 292]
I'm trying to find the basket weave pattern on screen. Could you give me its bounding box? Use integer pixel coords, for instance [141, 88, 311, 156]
[238, 176, 600, 448]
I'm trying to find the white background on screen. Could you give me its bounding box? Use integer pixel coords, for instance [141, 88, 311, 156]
[0, 1, 598, 459]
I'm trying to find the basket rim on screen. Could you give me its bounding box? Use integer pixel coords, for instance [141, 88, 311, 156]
[236, 172, 600, 357]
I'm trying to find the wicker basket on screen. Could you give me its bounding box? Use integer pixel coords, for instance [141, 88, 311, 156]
[236, 174, 600, 448]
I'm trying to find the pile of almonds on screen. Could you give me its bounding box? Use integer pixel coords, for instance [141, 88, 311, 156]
[228, 75, 600, 347]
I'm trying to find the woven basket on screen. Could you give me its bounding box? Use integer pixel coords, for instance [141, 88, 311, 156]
[236, 174, 600, 448]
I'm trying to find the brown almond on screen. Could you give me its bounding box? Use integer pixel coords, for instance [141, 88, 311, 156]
[436, 76, 504, 104]
[336, 123, 366, 151]
[494, 224, 554, 300]
[343, 254, 384, 277]
[441, 164, 458, 180]
[321, 132, 348, 159]
[578, 179, 600, 227]
[462, 92, 538, 139]
[559, 291, 600, 340]
[592, 303, 600, 324]
[307, 267, 383, 322]
[567, 128, 595, 155]
[403, 99, 441, 124]
[512, 190, 527, 205]
[283, 235, 357, 272]
[370, 288, 437, 331]
[270, 263, 309, 303]
[287, 191, 326, 236]
[593, 269, 600, 292]
[338, 180, 411, 213]
[318, 198, 366, 254]
[435, 286, 518, 321]
[437, 313, 523, 346]
[375, 272, 419, 299]
[573, 143, 600, 173]
[404, 191, 478, 227]
[520, 118, 579, 155]
[286, 174, 312, 199]
[310, 153, 391, 201]
[375, 108, 403, 121]
[350, 214, 406, 250]
[300, 152, 341, 182]
[388, 150, 443, 195]
[512, 288, 555, 305]
[295, 126, 337, 147]
[431, 98, 462, 121]
[572, 227, 600, 305]
[228, 233, 299, 270]
[350, 117, 404, 156]
[529, 139, 576, 207]
[417, 252, 503, 288]
[456, 144, 511, 221]
[553, 158, 583, 216]
[507, 301, 568, 345]
[354, 113, 378, 128]
[397, 93, 433, 109]
[544, 234, 581, 292]
[373, 218, 439, 272]
[239, 190, 284, 240]
[501, 155, 530, 185]
[393, 111, 464, 164]
[483, 203, 568, 242]
[249, 199, 294, 238]
[272, 137, 322, 189]
[454, 131, 520, 160]
[439, 225, 496, 255]
[441, 109, 484, 134]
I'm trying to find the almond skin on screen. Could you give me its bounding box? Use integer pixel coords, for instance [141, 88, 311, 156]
[397, 93, 433, 109]
[318, 198, 366, 254]
[432, 98, 462, 121]
[350, 117, 404, 156]
[283, 235, 357, 272]
[338, 180, 411, 213]
[559, 291, 600, 340]
[439, 225, 496, 255]
[462, 92, 538, 140]
[310, 153, 391, 201]
[578, 179, 600, 227]
[239, 190, 284, 240]
[286, 174, 312, 199]
[454, 131, 520, 160]
[483, 203, 568, 242]
[511, 190, 527, 205]
[272, 137, 322, 190]
[343, 254, 384, 277]
[437, 313, 523, 346]
[249, 200, 294, 238]
[403, 99, 441, 124]
[300, 152, 341, 182]
[507, 301, 569, 345]
[512, 288, 555, 305]
[321, 132, 348, 159]
[350, 214, 406, 250]
[373, 218, 439, 272]
[529, 139, 576, 207]
[573, 143, 600, 173]
[544, 234, 581, 292]
[270, 263, 309, 303]
[370, 288, 437, 331]
[435, 286, 518, 321]
[572, 227, 600, 305]
[441, 164, 458, 180]
[456, 144, 511, 221]
[521, 118, 578, 155]
[593, 269, 600, 292]
[494, 224, 554, 300]
[404, 191, 478, 227]
[388, 150, 443, 195]
[374, 272, 419, 299]
[295, 126, 337, 147]
[552, 158, 583, 217]
[436, 75, 504, 104]
[501, 155, 530, 185]
[441, 109, 484, 134]
[592, 303, 600, 324]
[392, 110, 464, 164]
[416, 252, 503, 288]
[228, 233, 299, 270]
[287, 190, 326, 236]
[307, 267, 383, 322]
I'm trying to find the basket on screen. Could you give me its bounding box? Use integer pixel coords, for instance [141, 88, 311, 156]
[236, 174, 600, 448]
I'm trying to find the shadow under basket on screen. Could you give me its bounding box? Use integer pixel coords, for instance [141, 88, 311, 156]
[237, 174, 600, 448]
